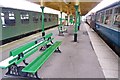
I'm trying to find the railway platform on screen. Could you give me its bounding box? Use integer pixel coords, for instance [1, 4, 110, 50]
[0, 22, 119, 79]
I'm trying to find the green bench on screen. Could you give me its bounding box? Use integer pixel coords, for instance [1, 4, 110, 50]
[0, 41, 36, 69]
[0, 33, 53, 69]
[0, 33, 62, 79]
[22, 41, 62, 78]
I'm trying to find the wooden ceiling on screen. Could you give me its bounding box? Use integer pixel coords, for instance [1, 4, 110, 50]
[28, 0, 102, 16]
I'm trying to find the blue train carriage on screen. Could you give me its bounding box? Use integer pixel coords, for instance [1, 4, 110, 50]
[95, 1, 120, 56]
[86, 13, 96, 29]
[0, 6, 58, 45]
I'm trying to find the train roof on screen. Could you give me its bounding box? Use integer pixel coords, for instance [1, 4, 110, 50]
[97, 0, 120, 13]
[0, 0, 41, 12]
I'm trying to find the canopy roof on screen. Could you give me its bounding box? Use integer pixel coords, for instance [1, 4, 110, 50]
[29, 0, 102, 15]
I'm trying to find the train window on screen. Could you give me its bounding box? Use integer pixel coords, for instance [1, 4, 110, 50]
[104, 9, 113, 25]
[1, 11, 16, 27]
[109, 9, 112, 14]
[40, 15, 42, 21]
[44, 18, 47, 22]
[20, 12, 29, 24]
[49, 14, 52, 22]
[49, 15, 51, 21]
[1, 13, 4, 16]
[40, 14, 47, 22]
[96, 12, 105, 23]
[114, 6, 120, 13]
[100, 12, 105, 23]
[119, 7, 120, 13]
[104, 15, 112, 25]
[113, 7, 120, 28]
[33, 13, 39, 23]
[44, 14, 47, 22]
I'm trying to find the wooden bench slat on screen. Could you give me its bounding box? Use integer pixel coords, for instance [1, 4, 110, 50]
[15, 47, 38, 65]
[22, 41, 62, 74]
[10, 41, 35, 56]
[44, 33, 53, 40]
[11, 38, 54, 65]
[22, 40, 46, 54]
[37, 38, 54, 47]
[10, 33, 53, 57]
[23, 38, 54, 54]
[0, 38, 54, 69]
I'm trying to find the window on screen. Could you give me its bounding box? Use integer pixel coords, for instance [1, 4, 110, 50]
[20, 11, 29, 24]
[52, 15, 56, 21]
[40, 15, 42, 21]
[113, 6, 120, 28]
[49, 14, 51, 22]
[33, 12, 39, 23]
[49, 14, 52, 22]
[104, 9, 113, 25]
[97, 12, 105, 23]
[101, 12, 105, 23]
[96, 13, 100, 22]
[44, 14, 47, 22]
[40, 14, 47, 22]
[1, 10, 16, 27]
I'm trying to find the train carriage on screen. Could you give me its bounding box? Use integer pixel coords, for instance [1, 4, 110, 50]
[95, 1, 120, 56]
[0, 6, 58, 45]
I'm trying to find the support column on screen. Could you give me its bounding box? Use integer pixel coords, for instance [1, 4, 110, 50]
[78, 12, 80, 30]
[79, 13, 81, 30]
[60, 11, 62, 31]
[74, 5, 79, 42]
[41, 6, 45, 36]
[67, 14, 69, 26]
[58, 11, 64, 36]
[70, 15, 73, 25]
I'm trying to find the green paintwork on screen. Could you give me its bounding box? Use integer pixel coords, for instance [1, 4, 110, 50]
[77, 12, 80, 27]
[0, 37, 54, 69]
[10, 41, 35, 56]
[77, 12, 81, 27]
[0, 7, 58, 41]
[15, 47, 38, 64]
[10, 33, 53, 57]
[58, 12, 63, 32]
[15, 38, 54, 65]
[22, 41, 62, 74]
[74, 5, 79, 33]
[43, 33, 53, 40]
[41, 6, 45, 33]
[0, 8, 2, 42]
[9, 56, 18, 64]
[35, 38, 54, 49]
[69, 15, 74, 24]
[79, 13, 81, 26]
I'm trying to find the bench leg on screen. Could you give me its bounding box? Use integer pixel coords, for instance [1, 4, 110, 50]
[35, 72, 40, 79]
[19, 53, 28, 65]
[51, 41, 54, 44]
[23, 60, 28, 65]
[49, 37, 54, 44]
[58, 32, 64, 36]
[55, 47, 61, 53]
[40, 46, 47, 51]
[27, 72, 40, 79]
[6, 64, 19, 76]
